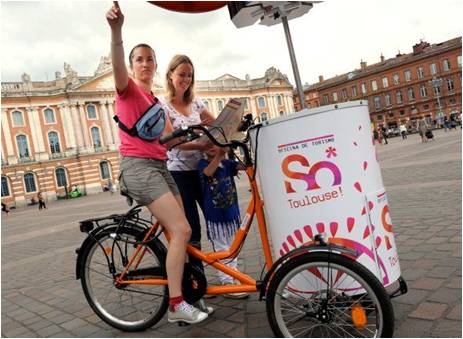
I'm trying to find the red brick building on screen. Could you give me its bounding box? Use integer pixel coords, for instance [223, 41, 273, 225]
[295, 37, 462, 130]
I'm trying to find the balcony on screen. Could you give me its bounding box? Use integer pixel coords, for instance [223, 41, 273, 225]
[50, 152, 66, 159]
[18, 156, 35, 163]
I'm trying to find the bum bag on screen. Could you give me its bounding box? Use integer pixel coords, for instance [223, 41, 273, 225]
[113, 100, 166, 141]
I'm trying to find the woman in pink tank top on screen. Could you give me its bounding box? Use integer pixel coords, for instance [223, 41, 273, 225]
[106, 2, 208, 324]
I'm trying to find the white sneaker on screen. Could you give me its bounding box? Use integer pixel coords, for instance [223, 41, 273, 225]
[167, 301, 208, 324]
[222, 280, 250, 299]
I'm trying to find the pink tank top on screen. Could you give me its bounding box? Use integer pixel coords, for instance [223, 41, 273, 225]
[115, 78, 167, 159]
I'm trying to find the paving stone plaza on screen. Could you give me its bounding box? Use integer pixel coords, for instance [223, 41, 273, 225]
[1, 128, 461, 338]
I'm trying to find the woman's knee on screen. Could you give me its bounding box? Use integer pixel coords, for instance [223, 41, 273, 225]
[171, 222, 191, 242]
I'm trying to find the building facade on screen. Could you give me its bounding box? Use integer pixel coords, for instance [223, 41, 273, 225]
[295, 37, 462, 130]
[1, 59, 294, 207]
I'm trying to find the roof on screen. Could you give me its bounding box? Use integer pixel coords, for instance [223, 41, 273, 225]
[304, 36, 462, 92]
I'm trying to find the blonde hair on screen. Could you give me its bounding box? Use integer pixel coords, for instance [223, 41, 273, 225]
[165, 55, 195, 105]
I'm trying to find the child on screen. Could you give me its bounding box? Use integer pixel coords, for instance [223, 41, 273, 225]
[198, 146, 248, 299]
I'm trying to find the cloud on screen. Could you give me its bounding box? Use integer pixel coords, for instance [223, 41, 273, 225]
[1, 0, 461, 86]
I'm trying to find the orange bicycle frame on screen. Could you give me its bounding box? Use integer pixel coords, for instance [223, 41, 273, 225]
[115, 165, 275, 296]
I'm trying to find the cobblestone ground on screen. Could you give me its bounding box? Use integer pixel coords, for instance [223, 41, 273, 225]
[1, 128, 461, 337]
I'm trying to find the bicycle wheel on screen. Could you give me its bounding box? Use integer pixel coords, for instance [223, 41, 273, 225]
[79, 226, 168, 331]
[266, 252, 394, 338]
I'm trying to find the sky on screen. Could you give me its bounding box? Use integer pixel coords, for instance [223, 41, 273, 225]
[1, 0, 462, 87]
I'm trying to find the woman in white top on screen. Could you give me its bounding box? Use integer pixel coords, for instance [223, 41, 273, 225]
[163, 54, 215, 312]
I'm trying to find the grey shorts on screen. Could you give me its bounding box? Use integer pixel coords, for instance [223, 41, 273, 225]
[118, 156, 179, 206]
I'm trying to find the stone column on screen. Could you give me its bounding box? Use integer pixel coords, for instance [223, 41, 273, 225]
[58, 104, 77, 155]
[99, 101, 113, 149]
[77, 103, 92, 151]
[250, 96, 258, 120]
[27, 107, 48, 161]
[107, 102, 120, 146]
[286, 94, 295, 113]
[1, 109, 17, 164]
[70, 104, 84, 152]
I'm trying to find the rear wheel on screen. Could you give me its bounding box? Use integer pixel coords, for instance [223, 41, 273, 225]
[79, 226, 168, 331]
[266, 252, 394, 337]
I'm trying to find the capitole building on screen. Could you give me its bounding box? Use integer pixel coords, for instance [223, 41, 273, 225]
[295, 36, 462, 130]
[1, 58, 295, 207]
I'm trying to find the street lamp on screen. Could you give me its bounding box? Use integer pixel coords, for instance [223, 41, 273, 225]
[228, 1, 322, 110]
[429, 76, 444, 124]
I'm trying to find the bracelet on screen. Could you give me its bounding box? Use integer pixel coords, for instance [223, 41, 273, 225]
[111, 40, 123, 46]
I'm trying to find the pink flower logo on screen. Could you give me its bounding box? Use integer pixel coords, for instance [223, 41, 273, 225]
[325, 146, 337, 158]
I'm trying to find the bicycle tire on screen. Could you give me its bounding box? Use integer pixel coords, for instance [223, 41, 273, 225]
[265, 252, 394, 338]
[79, 226, 168, 332]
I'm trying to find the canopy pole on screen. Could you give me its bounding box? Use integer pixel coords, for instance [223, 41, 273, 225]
[281, 15, 306, 110]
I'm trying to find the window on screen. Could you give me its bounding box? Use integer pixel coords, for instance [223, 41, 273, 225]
[433, 83, 441, 95]
[351, 85, 357, 97]
[99, 161, 110, 179]
[400, 110, 406, 116]
[371, 80, 378, 91]
[332, 92, 338, 102]
[417, 67, 424, 79]
[396, 90, 403, 104]
[341, 89, 348, 99]
[16, 135, 30, 158]
[260, 112, 268, 121]
[202, 100, 209, 109]
[449, 98, 456, 105]
[87, 104, 97, 119]
[361, 83, 367, 94]
[385, 93, 391, 106]
[407, 88, 415, 101]
[430, 63, 437, 75]
[48, 132, 61, 154]
[44, 108, 56, 124]
[458, 56, 462, 68]
[55, 168, 67, 187]
[423, 104, 429, 110]
[12, 111, 25, 126]
[404, 70, 412, 81]
[1, 176, 10, 197]
[323, 94, 329, 105]
[392, 73, 400, 85]
[382, 77, 389, 88]
[420, 85, 428, 97]
[257, 97, 266, 108]
[376, 115, 383, 121]
[24, 172, 37, 193]
[373, 96, 381, 110]
[91, 127, 101, 147]
[447, 78, 455, 91]
[279, 111, 284, 116]
[244, 99, 249, 110]
[217, 99, 224, 111]
[443, 59, 450, 71]
[277, 95, 282, 106]
[388, 113, 394, 118]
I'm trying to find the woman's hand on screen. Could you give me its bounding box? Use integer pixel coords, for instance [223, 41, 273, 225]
[200, 108, 215, 126]
[106, 1, 124, 30]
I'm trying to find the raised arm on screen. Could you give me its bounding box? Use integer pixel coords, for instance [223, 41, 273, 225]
[106, 1, 128, 92]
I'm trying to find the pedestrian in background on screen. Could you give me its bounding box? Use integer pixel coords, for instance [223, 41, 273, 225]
[38, 191, 47, 210]
[399, 123, 407, 140]
[418, 116, 429, 143]
[381, 126, 388, 145]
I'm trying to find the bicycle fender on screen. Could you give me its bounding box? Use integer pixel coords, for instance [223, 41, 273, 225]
[259, 243, 358, 300]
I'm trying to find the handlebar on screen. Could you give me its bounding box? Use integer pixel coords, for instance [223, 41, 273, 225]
[160, 124, 253, 167]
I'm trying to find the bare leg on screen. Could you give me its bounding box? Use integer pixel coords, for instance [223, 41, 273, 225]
[146, 192, 191, 298]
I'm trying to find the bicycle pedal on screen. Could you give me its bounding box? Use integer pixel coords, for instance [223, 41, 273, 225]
[178, 321, 190, 327]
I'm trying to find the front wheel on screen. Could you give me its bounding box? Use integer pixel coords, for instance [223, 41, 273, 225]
[79, 226, 168, 332]
[265, 252, 394, 338]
